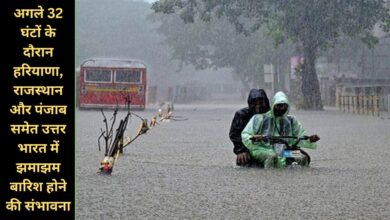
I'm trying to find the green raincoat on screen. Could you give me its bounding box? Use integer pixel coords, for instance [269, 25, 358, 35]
[241, 91, 317, 168]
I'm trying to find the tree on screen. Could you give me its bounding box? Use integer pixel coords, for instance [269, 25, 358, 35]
[153, 0, 390, 109]
[149, 12, 295, 91]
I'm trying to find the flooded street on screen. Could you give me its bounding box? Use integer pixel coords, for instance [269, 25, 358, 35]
[73, 1, 390, 219]
[76, 104, 390, 219]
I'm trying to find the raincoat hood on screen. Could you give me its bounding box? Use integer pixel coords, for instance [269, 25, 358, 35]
[247, 89, 270, 112]
[271, 91, 289, 117]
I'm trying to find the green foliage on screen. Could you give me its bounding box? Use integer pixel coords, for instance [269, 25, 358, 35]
[152, 0, 390, 109]
[153, 0, 390, 50]
[150, 10, 294, 89]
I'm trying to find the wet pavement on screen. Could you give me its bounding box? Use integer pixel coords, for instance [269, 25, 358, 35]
[76, 104, 390, 219]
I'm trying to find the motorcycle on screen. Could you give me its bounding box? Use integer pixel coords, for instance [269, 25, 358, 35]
[250, 135, 313, 167]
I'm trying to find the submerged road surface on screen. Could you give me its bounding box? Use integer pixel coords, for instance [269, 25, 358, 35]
[76, 104, 390, 219]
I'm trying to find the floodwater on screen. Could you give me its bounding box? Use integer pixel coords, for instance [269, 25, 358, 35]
[76, 103, 390, 219]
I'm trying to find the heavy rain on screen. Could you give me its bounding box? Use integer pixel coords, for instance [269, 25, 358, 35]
[76, 0, 390, 219]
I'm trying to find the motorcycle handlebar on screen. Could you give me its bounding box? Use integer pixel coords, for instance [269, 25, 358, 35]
[250, 135, 308, 141]
[266, 135, 309, 140]
[250, 135, 311, 149]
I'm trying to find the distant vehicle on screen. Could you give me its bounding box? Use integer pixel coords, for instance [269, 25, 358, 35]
[78, 58, 147, 110]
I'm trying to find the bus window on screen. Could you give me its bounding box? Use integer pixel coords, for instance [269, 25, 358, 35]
[85, 69, 112, 82]
[115, 70, 141, 83]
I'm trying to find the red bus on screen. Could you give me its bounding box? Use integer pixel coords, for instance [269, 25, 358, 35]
[78, 58, 147, 110]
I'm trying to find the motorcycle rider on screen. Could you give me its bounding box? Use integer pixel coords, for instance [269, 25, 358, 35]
[241, 91, 320, 168]
[229, 89, 270, 166]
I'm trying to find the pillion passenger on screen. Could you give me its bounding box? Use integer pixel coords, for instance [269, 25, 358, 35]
[229, 89, 270, 166]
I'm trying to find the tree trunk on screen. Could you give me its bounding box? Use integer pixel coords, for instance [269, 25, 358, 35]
[236, 73, 251, 100]
[301, 44, 323, 110]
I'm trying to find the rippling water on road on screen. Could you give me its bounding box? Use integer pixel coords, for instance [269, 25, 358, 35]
[76, 104, 390, 219]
